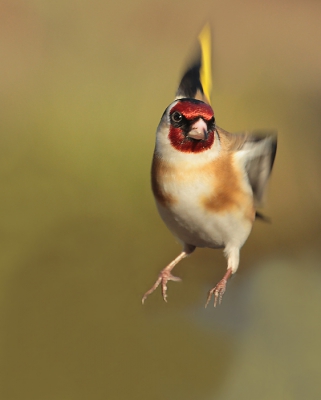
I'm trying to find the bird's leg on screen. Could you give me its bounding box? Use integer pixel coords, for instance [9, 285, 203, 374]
[205, 246, 239, 307]
[142, 244, 195, 304]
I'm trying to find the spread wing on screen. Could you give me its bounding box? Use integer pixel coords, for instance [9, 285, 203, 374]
[175, 24, 212, 105]
[217, 127, 277, 206]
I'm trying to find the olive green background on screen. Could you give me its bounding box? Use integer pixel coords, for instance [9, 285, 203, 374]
[0, 1, 321, 399]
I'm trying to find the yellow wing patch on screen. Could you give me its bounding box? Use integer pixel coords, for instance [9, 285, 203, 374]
[198, 24, 212, 105]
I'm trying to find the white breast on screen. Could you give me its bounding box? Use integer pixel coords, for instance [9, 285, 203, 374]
[155, 156, 253, 250]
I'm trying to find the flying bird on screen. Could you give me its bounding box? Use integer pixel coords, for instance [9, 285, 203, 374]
[142, 25, 277, 307]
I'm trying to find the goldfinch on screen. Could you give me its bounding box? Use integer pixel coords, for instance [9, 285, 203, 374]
[142, 25, 277, 307]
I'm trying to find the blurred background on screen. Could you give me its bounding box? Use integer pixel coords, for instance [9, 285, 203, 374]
[0, 0, 321, 399]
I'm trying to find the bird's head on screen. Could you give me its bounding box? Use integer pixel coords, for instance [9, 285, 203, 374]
[168, 98, 215, 152]
[155, 98, 216, 157]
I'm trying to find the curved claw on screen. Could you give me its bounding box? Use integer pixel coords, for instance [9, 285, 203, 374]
[205, 268, 233, 308]
[142, 271, 181, 304]
[205, 279, 227, 308]
[142, 249, 193, 304]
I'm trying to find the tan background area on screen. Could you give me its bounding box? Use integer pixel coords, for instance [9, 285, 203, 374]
[0, 1, 320, 399]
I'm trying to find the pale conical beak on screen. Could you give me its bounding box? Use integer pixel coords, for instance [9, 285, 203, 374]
[187, 118, 208, 140]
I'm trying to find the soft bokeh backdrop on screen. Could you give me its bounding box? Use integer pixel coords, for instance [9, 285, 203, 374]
[0, 0, 321, 399]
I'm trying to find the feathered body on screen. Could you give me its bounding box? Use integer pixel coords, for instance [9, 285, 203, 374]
[142, 26, 277, 307]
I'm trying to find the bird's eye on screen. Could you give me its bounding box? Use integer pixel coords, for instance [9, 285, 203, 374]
[171, 111, 183, 124]
[209, 116, 215, 128]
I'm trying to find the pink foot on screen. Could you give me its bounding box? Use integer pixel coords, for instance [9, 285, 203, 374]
[205, 269, 232, 308]
[205, 279, 227, 307]
[142, 270, 181, 304]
